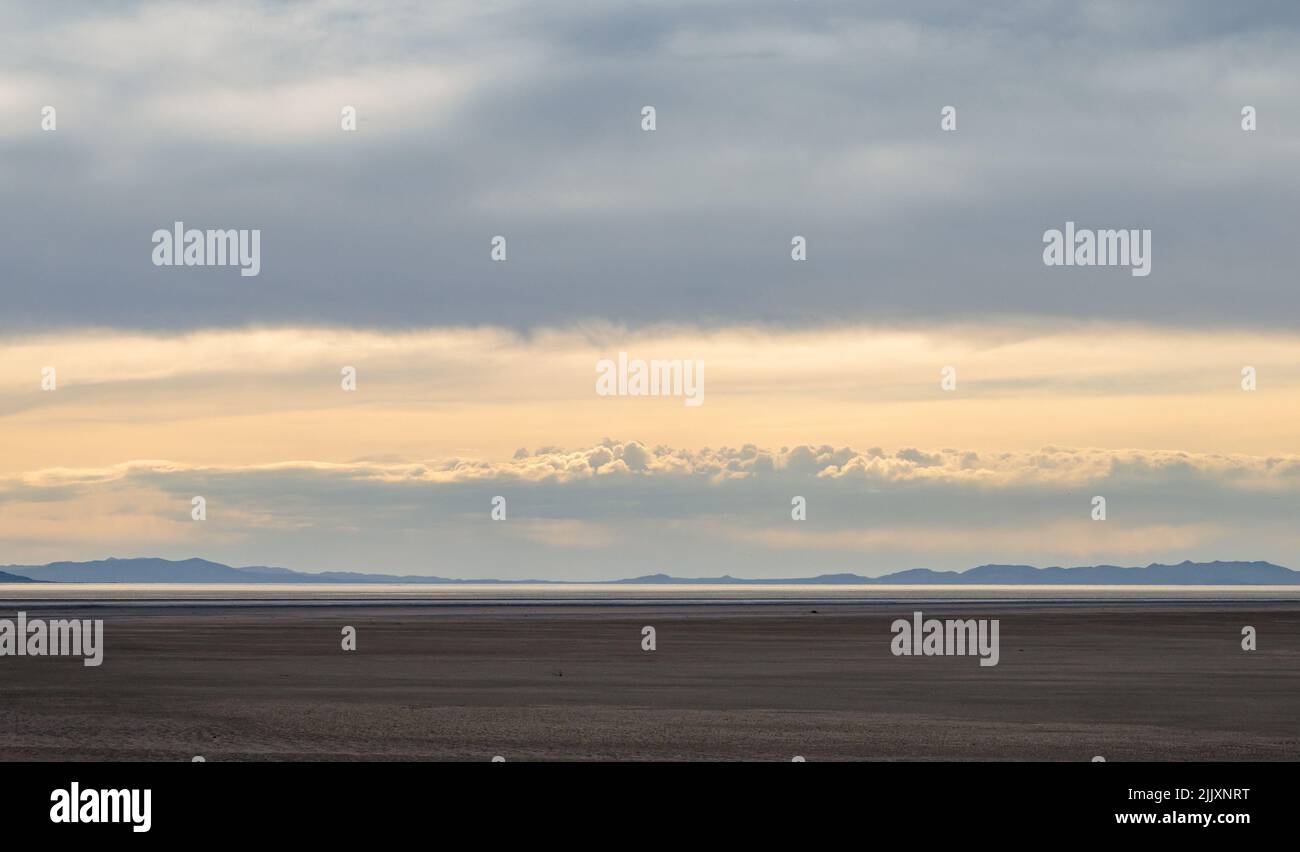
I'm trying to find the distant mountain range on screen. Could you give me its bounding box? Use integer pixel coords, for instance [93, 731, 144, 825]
[617, 560, 1300, 585]
[1, 557, 1298, 585]
[0, 558, 537, 584]
[0, 570, 41, 583]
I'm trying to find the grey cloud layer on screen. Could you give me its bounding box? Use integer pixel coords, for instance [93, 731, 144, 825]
[3, 0, 1299, 332]
[7, 441, 1300, 578]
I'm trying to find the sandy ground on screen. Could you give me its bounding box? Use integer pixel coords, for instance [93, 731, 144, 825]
[1, 602, 1296, 761]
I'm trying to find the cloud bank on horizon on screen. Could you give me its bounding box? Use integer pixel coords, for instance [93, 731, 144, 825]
[4, 440, 1300, 579]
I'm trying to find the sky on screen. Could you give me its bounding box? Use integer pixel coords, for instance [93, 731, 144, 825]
[2, 0, 1298, 578]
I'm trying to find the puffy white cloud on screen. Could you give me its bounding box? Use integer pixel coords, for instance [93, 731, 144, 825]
[9, 442, 1300, 490]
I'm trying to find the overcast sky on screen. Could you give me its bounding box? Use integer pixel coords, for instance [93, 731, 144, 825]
[2, 0, 1298, 332]
[2, 1, 1298, 577]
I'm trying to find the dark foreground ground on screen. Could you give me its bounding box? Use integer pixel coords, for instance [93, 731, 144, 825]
[1, 602, 1296, 760]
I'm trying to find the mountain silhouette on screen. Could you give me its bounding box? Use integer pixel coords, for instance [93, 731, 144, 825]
[2, 557, 1297, 585]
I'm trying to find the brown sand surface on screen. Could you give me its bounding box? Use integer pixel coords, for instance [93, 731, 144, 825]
[1, 602, 1296, 761]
